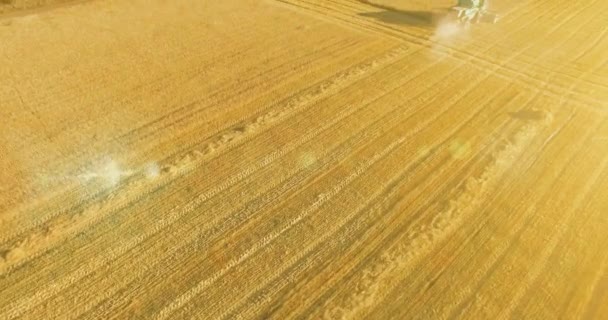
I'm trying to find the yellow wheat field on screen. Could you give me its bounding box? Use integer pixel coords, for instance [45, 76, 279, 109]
[0, 0, 607, 319]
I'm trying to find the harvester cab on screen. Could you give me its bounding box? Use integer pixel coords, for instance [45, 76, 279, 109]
[450, 0, 499, 24]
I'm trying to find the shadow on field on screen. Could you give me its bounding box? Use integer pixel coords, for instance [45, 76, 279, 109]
[357, 0, 443, 27]
[508, 110, 545, 121]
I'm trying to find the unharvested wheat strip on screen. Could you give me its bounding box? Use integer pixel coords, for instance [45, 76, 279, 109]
[441, 114, 605, 319]
[437, 1, 605, 102]
[468, 7, 608, 114]
[217, 85, 527, 319]
[529, 20, 608, 90]
[375, 110, 587, 319]
[567, 58, 608, 103]
[0, 42, 410, 249]
[1, 9, 255, 112]
[1, 0, 285, 114]
[63, 46, 477, 319]
[493, 123, 608, 319]
[485, 11, 608, 93]
[463, 4, 607, 107]
[153, 135, 409, 320]
[574, 26, 608, 76]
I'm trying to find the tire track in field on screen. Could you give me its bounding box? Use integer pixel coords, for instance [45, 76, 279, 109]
[366, 0, 605, 105]
[314, 0, 608, 96]
[276, 0, 607, 107]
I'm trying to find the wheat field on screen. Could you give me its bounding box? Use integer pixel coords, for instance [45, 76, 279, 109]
[1, 0, 607, 319]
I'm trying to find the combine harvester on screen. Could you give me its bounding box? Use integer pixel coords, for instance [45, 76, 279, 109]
[449, 0, 499, 24]
[362, 0, 499, 25]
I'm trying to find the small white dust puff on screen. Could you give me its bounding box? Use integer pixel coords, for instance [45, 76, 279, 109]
[78, 157, 133, 189]
[429, 17, 470, 57]
[433, 19, 462, 40]
[103, 159, 123, 187]
[144, 162, 161, 179]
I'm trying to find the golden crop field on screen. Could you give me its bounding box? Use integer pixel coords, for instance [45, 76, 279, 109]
[1, 0, 607, 319]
